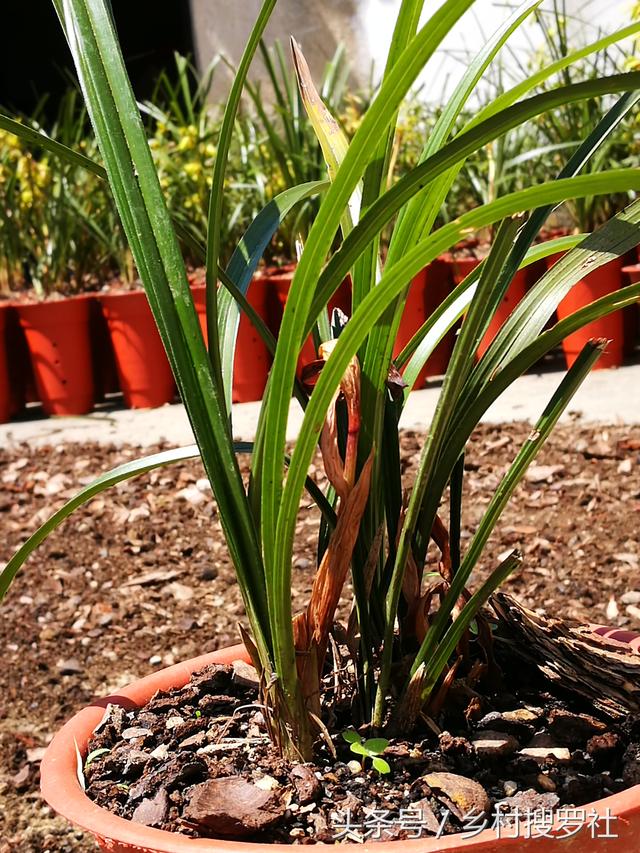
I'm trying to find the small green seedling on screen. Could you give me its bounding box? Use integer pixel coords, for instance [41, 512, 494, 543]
[342, 730, 391, 774]
[84, 747, 110, 769]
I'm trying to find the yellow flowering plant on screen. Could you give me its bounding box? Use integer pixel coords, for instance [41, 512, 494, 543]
[0, 90, 131, 296]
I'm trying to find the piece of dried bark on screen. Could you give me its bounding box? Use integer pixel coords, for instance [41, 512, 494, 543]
[184, 777, 286, 836]
[423, 772, 490, 819]
[131, 787, 169, 827]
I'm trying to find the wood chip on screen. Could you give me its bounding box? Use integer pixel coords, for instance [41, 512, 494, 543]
[423, 772, 490, 818]
[184, 777, 285, 836]
[132, 787, 169, 827]
[122, 570, 180, 588]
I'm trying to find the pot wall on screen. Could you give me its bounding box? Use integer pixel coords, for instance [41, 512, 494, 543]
[99, 290, 176, 409]
[17, 295, 95, 415]
[548, 255, 625, 370]
[191, 279, 272, 403]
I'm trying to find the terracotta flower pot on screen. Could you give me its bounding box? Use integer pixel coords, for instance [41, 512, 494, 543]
[99, 290, 176, 410]
[41, 633, 640, 853]
[547, 254, 625, 370]
[191, 277, 272, 403]
[17, 295, 95, 415]
[0, 305, 11, 423]
[621, 264, 640, 357]
[394, 260, 455, 387]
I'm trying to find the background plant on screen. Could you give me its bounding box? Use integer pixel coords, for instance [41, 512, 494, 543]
[0, 89, 131, 296]
[245, 40, 366, 260]
[525, 0, 639, 231]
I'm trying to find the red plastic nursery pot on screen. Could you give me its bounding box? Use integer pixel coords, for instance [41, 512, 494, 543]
[0, 305, 11, 423]
[547, 253, 625, 370]
[99, 290, 176, 410]
[621, 264, 640, 357]
[17, 295, 95, 416]
[41, 634, 640, 853]
[191, 277, 272, 403]
[394, 259, 455, 387]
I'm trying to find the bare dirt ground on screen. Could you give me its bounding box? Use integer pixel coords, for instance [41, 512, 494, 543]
[0, 421, 638, 851]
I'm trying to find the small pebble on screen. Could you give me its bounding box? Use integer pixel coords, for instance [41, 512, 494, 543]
[520, 734, 571, 763]
[57, 658, 83, 675]
[503, 780, 518, 797]
[121, 726, 152, 740]
[165, 716, 184, 729]
[149, 655, 162, 666]
[537, 773, 556, 792]
[471, 731, 519, 758]
[150, 744, 169, 760]
[622, 591, 640, 605]
[200, 566, 217, 581]
[347, 760, 362, 775]
[255, 774, 280, 791]
[502, 708, 541, 723]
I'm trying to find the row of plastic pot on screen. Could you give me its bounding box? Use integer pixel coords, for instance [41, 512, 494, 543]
[0, 254, 638, 423]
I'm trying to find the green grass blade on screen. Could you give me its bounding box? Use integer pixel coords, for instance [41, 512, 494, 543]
[218, 180, 327, 411]
[411, 339, 607, 688]
[0, 441, 336, 603]
[205, 0, 278, 390]
[0, 445, 201, 600]
[0, 112, 106, 178]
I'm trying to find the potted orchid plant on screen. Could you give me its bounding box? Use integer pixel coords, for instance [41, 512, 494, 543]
[2, 0, 640, 849]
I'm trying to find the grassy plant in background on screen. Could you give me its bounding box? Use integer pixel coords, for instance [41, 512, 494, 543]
[245, 40, 363, 260]
[0, 89, 132, 296]
[0, 126, 25, 294]
[2, 0, 640, 783]
[528, 0, 639, 231]
[142, 53, 271, 268]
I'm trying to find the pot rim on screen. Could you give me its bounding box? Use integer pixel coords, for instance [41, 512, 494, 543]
[41, 640, 640, 852]
[98, 288, 149, 303]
